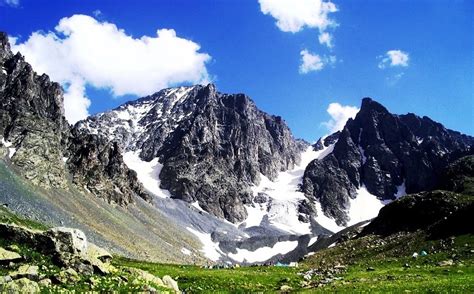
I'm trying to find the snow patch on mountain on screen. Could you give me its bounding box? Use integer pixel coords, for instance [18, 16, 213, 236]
[186, 227, 223, 262]
[308, 236, 318, 246]
[1, 137, 12, 147]
[314, 201, 344, 232]
[191, 201, 207, 213]
[346, 185, 384, 226]
[1, 137, 16, 158]
[123, 151, 171, 198]
[395, 181, 406, 199]
[78, 85, 198, 151]
[181, 247, 191, 256]
[227, 241, 298, 263]
[8, 147, 16, 158]
[242, 143, 338, 235]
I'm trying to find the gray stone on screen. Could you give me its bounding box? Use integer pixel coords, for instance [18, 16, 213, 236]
[0, 247, 22, 263]
[0, 275, 12, 284]
[54, 268, 80, 284]
[1, 277, 40, 293]
[38, 278, 51, 287]
[46, 227, 88, 255]
[162, 275, 179, 293]
[127, 268, 163, 286]
[438, 259, 454, 267]
[0, 223, 114, 276]
[280, 285, 292, 291]
[9, 264, 39, 281]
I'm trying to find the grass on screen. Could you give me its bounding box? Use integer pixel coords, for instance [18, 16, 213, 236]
[115, 257, 304, 293]
[300, 233, 474, 293]
[324, 259, 474, 293]
[0, 233, 172, 293]
[1, 189, 473, 292]
[112, 233, 474, 293]
[0, 206, 49, 231]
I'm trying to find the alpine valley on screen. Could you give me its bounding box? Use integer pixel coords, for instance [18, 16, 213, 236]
[0, 31, 473, 292]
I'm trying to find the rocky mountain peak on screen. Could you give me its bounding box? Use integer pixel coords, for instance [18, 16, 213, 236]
[0, 32, 148, 205]
[0, 32, 13, 62]
[303, 97, 473, 226]
[359, 97, 390, 114]
[79, 83, 302, 223]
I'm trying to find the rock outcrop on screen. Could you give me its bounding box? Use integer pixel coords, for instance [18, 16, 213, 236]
[0, 222, 181, 293]
[303, 98, 474, 225]
[79, 84, 302, 222]
[67, 128, 151, 205]
[0, 32, 69, 189]
[0, 32, 149, 205]
[0, 223, 115, 275]
[361, 190, 473, 238]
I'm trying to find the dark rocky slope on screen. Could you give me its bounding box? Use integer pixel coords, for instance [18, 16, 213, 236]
[303, 98, 474, 226]
[362, 155, 474, 238]
[79, 84, 303, 223]
[0, 32, 148, 205]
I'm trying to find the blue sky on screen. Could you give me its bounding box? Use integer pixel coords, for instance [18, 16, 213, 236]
[1, 0, 472, 141]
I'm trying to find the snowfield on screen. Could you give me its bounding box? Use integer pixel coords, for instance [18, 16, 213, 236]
[346, 185, 385, 226]
[228, 241, 298, 263]
[187, 227, 223, 261]
[242, 143, 339, 235]
[123, 151, 171, 198]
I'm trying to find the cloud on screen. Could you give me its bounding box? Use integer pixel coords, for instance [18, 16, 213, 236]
[378, 50, 409, 69]
[92, 10, 102, 17]
[300, 50, 324, 73]
[299, 49, 336, 74]
[259, 0, 338, 71]
[322, 103, 359, 133]
[318, 32, 333, 48]
[10, 14, 211, 123]
[258, 0, 337, 33]
[2, 0, 19, 7]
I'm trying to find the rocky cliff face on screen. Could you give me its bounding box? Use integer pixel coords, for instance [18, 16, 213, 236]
[78, 84, 303, 222]
[303, 98, 473, 226]
[66, 128, 151, 205]
[0, 32, 70, 189]
[0, 32, 148, 205]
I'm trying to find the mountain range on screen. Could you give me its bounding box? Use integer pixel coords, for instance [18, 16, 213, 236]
[1, 31, 473, 265]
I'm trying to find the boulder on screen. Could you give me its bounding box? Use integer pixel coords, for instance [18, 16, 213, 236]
[0, 223, 115, 275]
[126, 268, 163, 286]
[0, 277, 40, 293]
[38, 278, 52, 287]
[9, 265, 39, 281]
[162, 275, 180, 293]
[0, 275, 12, 284]
[53, 268, 81, 284]
[280, 285, 292, 292]
[45, 227, 88, 256]
[0, 247, 22, 263]
[438, 259, 454, 267]
[84, 243, 116, 275]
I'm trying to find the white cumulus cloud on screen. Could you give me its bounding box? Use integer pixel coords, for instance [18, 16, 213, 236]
[10, 14, 211, 124]
[299, 49, 336, 74]
[378, 50, 409, 69]
[259, 0, 338, 70]
[258, 0, 337, 33]
[322, 103, 359, 133]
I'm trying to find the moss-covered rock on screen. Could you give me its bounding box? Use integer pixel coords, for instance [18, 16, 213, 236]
[0, 246, 21, 263]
